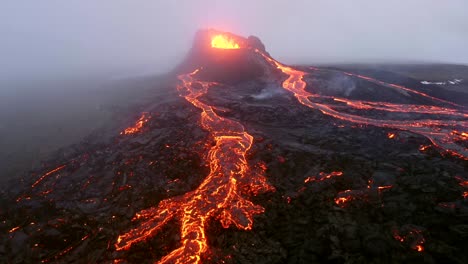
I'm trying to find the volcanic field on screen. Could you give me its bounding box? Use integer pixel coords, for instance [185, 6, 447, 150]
[1, 30, 467, 264]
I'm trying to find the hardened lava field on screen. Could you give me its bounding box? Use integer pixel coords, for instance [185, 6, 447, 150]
[1, 30, 467, 264]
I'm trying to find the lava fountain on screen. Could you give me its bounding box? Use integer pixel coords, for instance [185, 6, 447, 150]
[115, 34, 273, 263]
[211, 34, 241, 49]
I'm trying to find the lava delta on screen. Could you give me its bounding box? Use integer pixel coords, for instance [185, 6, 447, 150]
[1, 29, 467, 264]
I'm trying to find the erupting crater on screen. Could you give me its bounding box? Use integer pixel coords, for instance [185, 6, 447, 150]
[211, 34, 241, 49]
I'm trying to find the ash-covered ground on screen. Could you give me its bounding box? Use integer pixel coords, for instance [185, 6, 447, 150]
[1, 31, 467, 264]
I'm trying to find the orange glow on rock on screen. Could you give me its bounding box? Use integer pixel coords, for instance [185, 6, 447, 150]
[335, 196, 351, 205]
[334, 189, 355, 207]
[31, 165, 67, 188]
[415, 245, 424, 252]
[377, 185, 393, 191]
[419, 145, 430, 151]
[211, 34, 240, 49]
[121, 112, 150, 135]
[8, 226, 20, 233]
[304, 171, 343, 184]
[393, 226, 425, 252]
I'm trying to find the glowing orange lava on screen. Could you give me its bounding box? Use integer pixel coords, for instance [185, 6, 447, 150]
[115, 69, 273, 263]
[377, 185, 393, 191]
[334, 189, 357, 207]
[455, 176, 468, 187]
[415, 245, 424, 252]
[335, 196, 351, 205]
[31, 165, 67, 188]
[211, 35, 240, 49]
[121, 112, 150, 135]
[256, 51, 467, 159]
[304, 171, 343, 184]
[392, 227, 425, 252]
[8, 226, 20, 233]
[455, 176, 468, 199]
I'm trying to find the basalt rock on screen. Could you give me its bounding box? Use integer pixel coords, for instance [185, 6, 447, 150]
[1, 30, 467, 264]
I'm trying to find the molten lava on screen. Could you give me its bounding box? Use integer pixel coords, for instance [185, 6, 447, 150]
[256, 50, 467, 159]
[392, 226, 425, 252]
[115, 69, 273, 263]
[121, 112, 150, 135]
[304, 171, 343, 183]
[335, 196, 352, 206]
[8, 226, 20, 233]
[31, 165, 67, 188]
[211, 34, 240, 49]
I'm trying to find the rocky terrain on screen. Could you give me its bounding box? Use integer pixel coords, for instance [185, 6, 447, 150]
[1, 30, 467, 263]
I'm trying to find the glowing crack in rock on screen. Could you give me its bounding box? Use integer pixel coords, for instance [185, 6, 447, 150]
[31, 165, 67, 188]
[392, 226, 425, 252]
[121, 112, 150, 135]
[115, 68, 274, 263]
[303, 171, 343, 184]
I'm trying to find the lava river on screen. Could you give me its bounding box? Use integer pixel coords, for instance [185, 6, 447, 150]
[115, 68, 273, 263]
[258, 51, 467, 159]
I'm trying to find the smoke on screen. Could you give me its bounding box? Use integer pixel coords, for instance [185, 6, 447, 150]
[251, 84, 287, 100]
[1, 0, 468, 82]
[325, 75, 356, 97]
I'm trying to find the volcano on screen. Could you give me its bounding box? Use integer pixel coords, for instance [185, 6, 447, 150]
[1, 29, 467, 263]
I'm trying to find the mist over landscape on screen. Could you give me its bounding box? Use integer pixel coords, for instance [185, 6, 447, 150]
[1, 2, 468, 263]
[1, 0, 468, 82]
[1, 1, 467, 193]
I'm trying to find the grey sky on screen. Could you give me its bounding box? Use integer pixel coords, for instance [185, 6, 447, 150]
[1, 0, 467, 80]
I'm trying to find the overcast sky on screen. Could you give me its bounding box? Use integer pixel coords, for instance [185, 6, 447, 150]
[1, 0, 467, 80]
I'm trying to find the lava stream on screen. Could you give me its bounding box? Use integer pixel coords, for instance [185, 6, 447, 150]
[115, 69, 273, 263]
[257, 51, 467, 159]
[121, 112, 150, 135]
[31, 165, 67, 188]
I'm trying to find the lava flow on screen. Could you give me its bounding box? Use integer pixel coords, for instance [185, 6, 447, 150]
[121, 112, 150, 135]
[257, 51, 467, 159]
[31, 164, 67, 188]
[115, 66, 273, 262]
